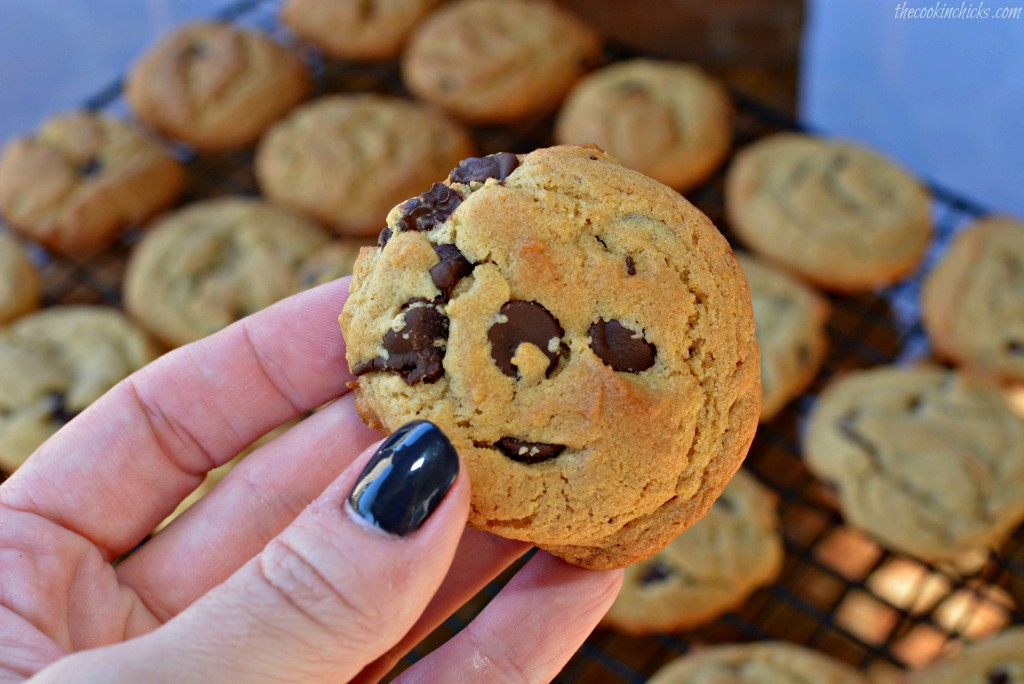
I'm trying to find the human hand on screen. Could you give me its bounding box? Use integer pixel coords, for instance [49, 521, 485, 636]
[0, 278, 622, 683]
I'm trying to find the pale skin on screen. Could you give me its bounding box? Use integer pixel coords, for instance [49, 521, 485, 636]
[0, 277, 622, 683]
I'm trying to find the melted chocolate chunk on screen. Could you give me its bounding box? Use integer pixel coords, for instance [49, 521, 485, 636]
[450, 152, 520, 184]
[495, 437, 565, 464]
[396, 183, 462, 233]
[430, 244, 474, 301]
[987, 670, 1010, 684]
[378, 227, 392, 248]
[589, 319, 656, 373]
[639, 560, 675, 586]
[488, 300, 564, 379]
[625, 255, 636, 275]
[1007, 339, 1024, 355]
[49, 392, 75, 424]
[78, 158, 102, 178]
[352, 298, 449, 385]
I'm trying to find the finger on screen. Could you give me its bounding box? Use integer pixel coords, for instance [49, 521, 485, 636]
[353, 530, 530, 684]
[397, 553, 623, 684]
[0, 277, 354, 561]
[117, 393, 381, 620]
[34, 421, 468, 684]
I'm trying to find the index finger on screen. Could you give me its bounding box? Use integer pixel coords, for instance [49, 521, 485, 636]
[0, 278, 355, 561]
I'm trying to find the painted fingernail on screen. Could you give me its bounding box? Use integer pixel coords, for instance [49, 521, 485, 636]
[348, 421, 459, 536]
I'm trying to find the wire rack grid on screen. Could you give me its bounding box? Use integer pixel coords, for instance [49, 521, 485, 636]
[1, 1, 1020, 682]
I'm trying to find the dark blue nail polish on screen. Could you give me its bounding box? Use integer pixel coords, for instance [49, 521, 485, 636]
[348, 421, 459, 536]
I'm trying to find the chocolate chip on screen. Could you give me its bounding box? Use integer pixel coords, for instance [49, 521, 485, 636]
[588, 155, 599, 161]
[378, 227, 392, 248]
[78, 158, 102, 178]
[352, 298, 449, 385]
[589, 319, 656, 373]
[495, 437, 565, 464]
[987, 670, 1010, 684]
[430, 244, 474, 301]
[48, 392, 75, 424]
[1007, 340, 1024, 355]
[186, 41, 208, 59]
[625, 255, 636, 276]
[450, 152, 519, 184]
[639, 560, 675, 586]
[396, 183, 462, 233]
[488, 301, 564, 379]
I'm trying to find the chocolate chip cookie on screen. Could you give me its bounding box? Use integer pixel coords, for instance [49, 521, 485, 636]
[737, 253, 829, 422]
[0, 233, 41, 325]
[340, 145, 760, 569]
[647, 642, 868, 684]
[402, 0, 602, 124]
[605, 470, 782, 634]
[126, 22, 309, 151]
[256, 94, 474, 238]
[0, 111, 185, 254]
[726, 133, 932, 292]
[124, 198, 331, 348]
[555, 59, 733, 193]
[908, 627, 1024, 684]
[0, 306, 159, 473]
[804, 366, 1024, 563]
[281, 0, 443, 61]
[923, 216, 1024, 383]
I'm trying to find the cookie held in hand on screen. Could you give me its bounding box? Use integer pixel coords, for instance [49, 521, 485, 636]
[340, 146, 759, 569]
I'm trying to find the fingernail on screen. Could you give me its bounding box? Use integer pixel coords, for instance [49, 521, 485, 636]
[348, 421, 459, 536]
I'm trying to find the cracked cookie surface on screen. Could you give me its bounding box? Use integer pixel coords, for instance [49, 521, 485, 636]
[725, 133, 932, 292]
[402, 0, 602, 124]
[907, 627, 1024, 684]
[0, 111, 185, 254]
[647, 642, 868, 684]
[923, 216, 1024, 383]
[0, 233, 41, 325]
[256, 94, 473, 238]
[556, 59, 733, 192]
[340, 145, 760, 569]
[738, 253, 829, 422]
[125, 198, 331, 348]
[126, 22, 309, 151]
[281, 0, 443, 60]
[0, 306, 159, 473]
[605, 470, 782, 634]
[804, 366, 1024, 563]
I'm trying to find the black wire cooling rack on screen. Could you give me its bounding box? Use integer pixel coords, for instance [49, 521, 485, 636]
[2, 1, 1021, 681]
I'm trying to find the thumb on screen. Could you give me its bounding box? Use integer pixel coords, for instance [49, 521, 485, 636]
[39, 421, 467, 683]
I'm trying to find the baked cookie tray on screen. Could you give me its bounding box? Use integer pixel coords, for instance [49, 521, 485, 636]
[1, 0, 1020, 681]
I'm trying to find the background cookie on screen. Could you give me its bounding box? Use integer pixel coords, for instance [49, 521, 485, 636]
[402, 0, 602, 124]
[0, 111, 185, 254]
[605, 470, 782, 634]
[256, 94, 473, 238]
[281, 0, 443, 61]
[647, 642, 868, 684]
[923, 216, 1024, 383]
[341, 146, 760, 569]
[737, 252, 829, 422]
[0, 233, 41, 325]
[726, 133, 932, 292]
[555, 59, 733, 193]
[906, 627, 1024, 683]
[126, 22, 309, 151]
[804, 366, 1024, 563]
[124, 198, 331, 348]
[294, 240, 371, 291]
[0, 306, 159, 473]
